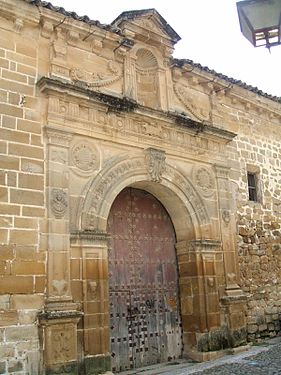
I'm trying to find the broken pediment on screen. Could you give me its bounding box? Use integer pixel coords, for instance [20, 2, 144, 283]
[111, 9, 181, 50]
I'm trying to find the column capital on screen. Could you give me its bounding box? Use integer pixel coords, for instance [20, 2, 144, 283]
[70, 230, 109, 247]
[213, 164, 230, 179]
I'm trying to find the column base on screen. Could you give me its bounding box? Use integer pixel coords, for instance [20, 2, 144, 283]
[221, 293, 248, 347]
[39, 308, 83, 374]
[82, 355, 112, 375]
[46, 362, 78, 375]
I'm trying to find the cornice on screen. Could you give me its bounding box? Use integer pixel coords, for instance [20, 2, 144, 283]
[37, 76, 138, 112]
[0, 0, 40, 26]
[172, 58, 281, 108]
[37, 76, 237, 143]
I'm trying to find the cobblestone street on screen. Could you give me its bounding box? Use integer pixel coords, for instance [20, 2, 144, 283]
[120, 337, 281, 375]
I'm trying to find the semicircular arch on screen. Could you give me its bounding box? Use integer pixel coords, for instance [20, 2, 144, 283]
[79, 152, 210, 241]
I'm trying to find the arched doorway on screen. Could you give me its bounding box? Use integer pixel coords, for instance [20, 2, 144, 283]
[107, 187, 182, 372]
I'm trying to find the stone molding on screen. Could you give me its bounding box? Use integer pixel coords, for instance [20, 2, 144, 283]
[176, 239, 222, 255]
[79, 152, 210, 234]
[70, 230, 109, 246]
[38, 76, 236, 144]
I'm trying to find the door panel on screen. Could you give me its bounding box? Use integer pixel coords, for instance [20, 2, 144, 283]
[107, 188, 182, 372]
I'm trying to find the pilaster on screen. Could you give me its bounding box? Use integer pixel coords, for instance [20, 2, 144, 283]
[39, 128, 82, 374]
[214, 164, 243, 296]
[214, 164, 247, 348]
[177, 239, 223, 356]
[70, 230, 111, 375]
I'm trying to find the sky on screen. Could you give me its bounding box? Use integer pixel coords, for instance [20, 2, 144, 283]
[48, 0, 281, 97]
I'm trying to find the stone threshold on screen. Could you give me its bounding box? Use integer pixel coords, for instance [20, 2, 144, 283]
[117, 359, 195, 375]
[117, 345, 252, 375]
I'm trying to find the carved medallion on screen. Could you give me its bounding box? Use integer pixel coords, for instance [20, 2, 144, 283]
[71, 141, 99, 175]
[194, 167, 215, 197]
[51, 189, 68, 218]
[145, 148, 166, 183]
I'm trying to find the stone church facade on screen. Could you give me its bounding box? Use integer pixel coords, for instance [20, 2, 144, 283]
[0, 1, 280, 374]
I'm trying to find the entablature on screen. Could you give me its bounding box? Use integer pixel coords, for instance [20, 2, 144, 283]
[38, 76, 236, 162]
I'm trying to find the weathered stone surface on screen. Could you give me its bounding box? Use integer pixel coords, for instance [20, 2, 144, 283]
[0, 0, 280, 374]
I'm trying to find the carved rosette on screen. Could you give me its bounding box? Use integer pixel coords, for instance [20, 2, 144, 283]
[70, 141, 99, 176]
[70, 60, 122, 88]
[50, 188, 68, 218]
[193, 167, 215, 197]
[145, 148, 166, 183]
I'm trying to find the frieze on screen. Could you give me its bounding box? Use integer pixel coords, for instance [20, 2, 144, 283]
[70, 60, 122, 88]
[50, 188, 68, 218]
[47, 97, 224, 157]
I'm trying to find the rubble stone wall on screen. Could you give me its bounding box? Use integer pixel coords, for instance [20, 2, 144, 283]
[222, 102, 281, 341]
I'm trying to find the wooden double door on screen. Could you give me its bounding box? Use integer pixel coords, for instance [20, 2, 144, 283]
[107, 188, 182, 372]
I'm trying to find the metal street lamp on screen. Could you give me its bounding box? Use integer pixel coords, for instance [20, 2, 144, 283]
[237, 0, 281, 50]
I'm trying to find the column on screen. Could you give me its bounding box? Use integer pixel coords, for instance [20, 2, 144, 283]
[214, 164, 247, 347]
[39, 127, 82, 375]
[177, 239, 224, 359]
[70, 230, 111, 375]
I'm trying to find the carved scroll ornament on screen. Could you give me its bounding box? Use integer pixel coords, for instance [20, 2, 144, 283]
[174, 82, 210, 122]
[70, 60, 122, 88]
